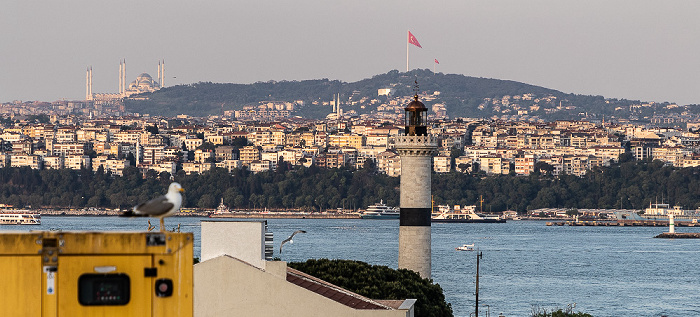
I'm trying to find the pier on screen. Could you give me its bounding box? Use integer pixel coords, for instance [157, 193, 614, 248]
[35, 209, 360, 219]
[546, 220, 700, 227]
[654, 232, 700, 239]
[209, 212, 361, 219]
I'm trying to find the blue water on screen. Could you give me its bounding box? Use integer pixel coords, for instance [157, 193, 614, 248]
[5, 217, 700, 317]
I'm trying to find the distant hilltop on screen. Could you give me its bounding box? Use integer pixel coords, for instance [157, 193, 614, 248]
[125, 69, 700, 124]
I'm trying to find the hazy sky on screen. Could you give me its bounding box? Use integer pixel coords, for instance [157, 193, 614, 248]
[3, 1, 700, 105]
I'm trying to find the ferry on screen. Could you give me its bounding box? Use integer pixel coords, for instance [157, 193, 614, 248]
[360, 200, 400, 219]
[0, 210, 41, 225]
[431, 205, 506, 223]
[638, 203, 700, 222]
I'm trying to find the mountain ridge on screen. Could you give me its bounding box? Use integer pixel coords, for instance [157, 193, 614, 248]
[125, 69, 691, 122]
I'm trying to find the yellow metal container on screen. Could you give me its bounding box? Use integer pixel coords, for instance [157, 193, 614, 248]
[0, 231, 193, 317]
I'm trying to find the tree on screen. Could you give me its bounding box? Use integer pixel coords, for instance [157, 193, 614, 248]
[362, 158, 376, 172]
[534, 161, 555, 175]
[197, 142, 216, 151]
[457, 163, 470, 173]
[565, 208, 579, 217]
[288, 259, 453, 317]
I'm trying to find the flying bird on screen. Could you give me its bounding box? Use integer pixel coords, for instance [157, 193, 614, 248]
[122, 182, 185, 232]
[279, 230, 306, 253]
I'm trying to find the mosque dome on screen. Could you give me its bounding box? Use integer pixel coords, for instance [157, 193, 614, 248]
[126, 72, 160, 95]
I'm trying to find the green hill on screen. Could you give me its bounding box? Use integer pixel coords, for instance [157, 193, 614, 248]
[125, 69, 689, 121]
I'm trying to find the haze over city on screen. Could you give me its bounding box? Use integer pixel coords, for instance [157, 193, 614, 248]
[3, 0, 700, 105]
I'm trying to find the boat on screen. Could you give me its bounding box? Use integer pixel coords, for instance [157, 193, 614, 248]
[0, 210, 41, 225]
[432, 205, 506, 223]
[213, 198, 234, 215]
[360, 200, 400, 219]
[456, 244, 474, 251]
[639, 203, 700, 222]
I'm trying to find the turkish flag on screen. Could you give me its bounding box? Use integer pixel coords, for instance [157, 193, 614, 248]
[408, 31, 422, 48]
[434, 59, 439, 64]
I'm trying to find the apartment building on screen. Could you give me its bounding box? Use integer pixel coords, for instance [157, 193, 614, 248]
[514, 154, 535, 175]
[479, 156, 510, 175]
[239, 146, 261, 166]
[11, 154, 42, 169]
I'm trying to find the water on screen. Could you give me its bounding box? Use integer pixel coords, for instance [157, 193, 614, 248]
[5, 217, 700, 317]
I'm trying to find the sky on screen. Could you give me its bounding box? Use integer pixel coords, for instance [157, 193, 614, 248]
[2, 0, 700, 105]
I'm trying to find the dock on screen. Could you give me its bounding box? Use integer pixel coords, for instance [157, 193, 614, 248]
[546, 220, 700, 227]
[209, 212, 361, 219]
[654, 232, 700, 239]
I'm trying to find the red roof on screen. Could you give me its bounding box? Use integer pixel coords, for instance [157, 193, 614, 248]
[286, 267, 392, 310]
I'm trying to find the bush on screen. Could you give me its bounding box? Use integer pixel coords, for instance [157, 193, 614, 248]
[288, 259, 453, 317]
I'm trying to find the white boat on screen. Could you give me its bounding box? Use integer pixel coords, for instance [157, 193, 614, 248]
[361, 200, 400, 219]
[0, 211, 41, 225]
[432, 205, 506, 223]
[456, 244, 474, 251]
[213, 198, 234, 214]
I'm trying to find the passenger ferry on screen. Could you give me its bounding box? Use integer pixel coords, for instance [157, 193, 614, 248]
[640, 203, 700, 222]
[360, 200, 400, 219]
[0, 210, 41, 225]
[431, 205, 506, 223]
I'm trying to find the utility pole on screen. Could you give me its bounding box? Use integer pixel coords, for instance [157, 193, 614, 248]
[475, 251, 483, 317]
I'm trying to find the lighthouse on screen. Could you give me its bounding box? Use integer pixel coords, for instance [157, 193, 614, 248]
[396, 81, 438, 279]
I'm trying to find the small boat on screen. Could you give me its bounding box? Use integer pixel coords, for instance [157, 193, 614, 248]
[456, 244, 474, 251]
[0, 210, 41, 225]
[361, 200, 400, 219]
[213, 198, 234, 214]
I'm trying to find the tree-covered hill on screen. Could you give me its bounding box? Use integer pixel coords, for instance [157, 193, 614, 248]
[124, 69, 688, 121]
[1, 159, 699, 213]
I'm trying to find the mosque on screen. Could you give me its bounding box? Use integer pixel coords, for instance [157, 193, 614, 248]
[86, 59, 165, 101]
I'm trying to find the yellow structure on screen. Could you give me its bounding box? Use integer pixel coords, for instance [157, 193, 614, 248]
[0, 231, 193, 317]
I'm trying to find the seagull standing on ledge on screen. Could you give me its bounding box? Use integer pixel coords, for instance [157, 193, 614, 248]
[280, 230, 306, 253]
[124, 182, 185, 232]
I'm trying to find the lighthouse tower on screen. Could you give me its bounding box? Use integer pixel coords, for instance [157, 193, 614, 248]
[396, 81, 437, 279]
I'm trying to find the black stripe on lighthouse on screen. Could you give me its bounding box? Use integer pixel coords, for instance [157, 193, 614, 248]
[400, 208, 432, 226]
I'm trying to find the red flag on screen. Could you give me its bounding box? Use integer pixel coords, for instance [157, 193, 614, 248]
[434, 59, 439, 64]
[408, 31, 422, 48]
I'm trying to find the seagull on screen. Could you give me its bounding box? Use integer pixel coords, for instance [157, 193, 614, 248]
[122, 182, 185, 232]
[279, 230, 306, 253]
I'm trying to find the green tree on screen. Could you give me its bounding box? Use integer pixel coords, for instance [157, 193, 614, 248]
[288, 259, 452, 317]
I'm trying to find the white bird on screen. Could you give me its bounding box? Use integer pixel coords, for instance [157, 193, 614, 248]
[123, 182, 185, 232]
[279, 230, 306, 253]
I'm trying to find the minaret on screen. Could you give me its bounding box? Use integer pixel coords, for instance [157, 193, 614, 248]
[119, 59, 123, 94]
[86, 67, 90, 100]
[86, 66, 93, 101]
[158, 61, 162, 88]
[161, 59, 165, 88]
[122, 59, 127, 95]
[396, 80, 437, 279]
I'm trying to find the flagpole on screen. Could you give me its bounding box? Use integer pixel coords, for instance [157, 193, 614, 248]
[406, 30, 409, 72]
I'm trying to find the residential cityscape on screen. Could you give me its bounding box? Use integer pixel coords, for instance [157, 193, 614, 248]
[2, 80, 699, 181]
[6, 1, 700, 316]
